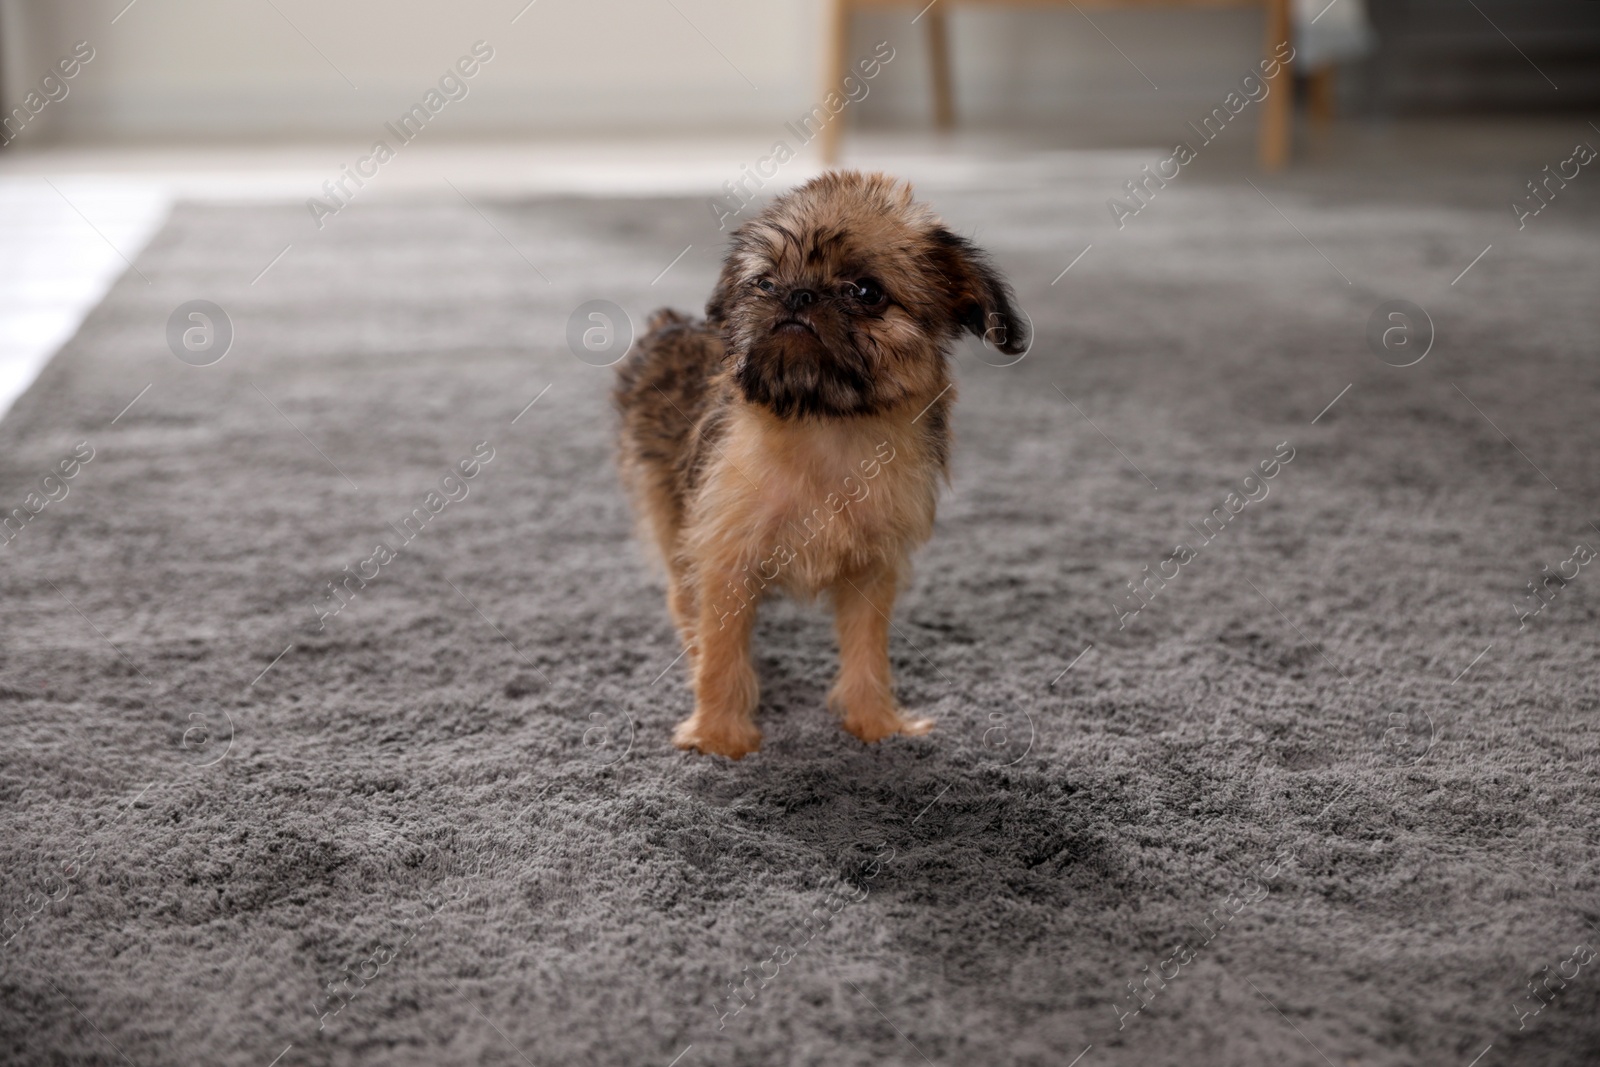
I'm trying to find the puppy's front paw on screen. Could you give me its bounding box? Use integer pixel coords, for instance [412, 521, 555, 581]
[831, 690, 934, 745]
[844, 713, 934, 744]
[673, 714, 762, 759]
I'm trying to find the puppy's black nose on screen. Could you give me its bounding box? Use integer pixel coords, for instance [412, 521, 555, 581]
[785, 289, 817, 311]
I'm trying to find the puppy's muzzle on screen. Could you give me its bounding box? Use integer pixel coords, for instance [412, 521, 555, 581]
[774, 317, 816, 336]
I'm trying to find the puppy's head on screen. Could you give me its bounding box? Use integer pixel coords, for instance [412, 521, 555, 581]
[706, 171, 1026, 419]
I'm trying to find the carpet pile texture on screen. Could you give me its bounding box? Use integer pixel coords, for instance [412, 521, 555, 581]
[1, 165, 1598, 1066]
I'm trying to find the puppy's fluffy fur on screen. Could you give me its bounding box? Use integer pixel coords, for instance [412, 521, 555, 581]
[614, 171, 1025, 758]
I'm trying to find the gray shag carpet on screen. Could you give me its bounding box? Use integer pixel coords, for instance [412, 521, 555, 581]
[2, 161, 1598, 1067]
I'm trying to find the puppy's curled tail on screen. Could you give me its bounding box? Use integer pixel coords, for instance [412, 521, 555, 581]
[613, 307, 715, 423]
[646, 307, 690, 332]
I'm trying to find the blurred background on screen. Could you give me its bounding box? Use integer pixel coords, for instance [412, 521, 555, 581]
[3, 0, 1599, 415]
[6, 0, 1600, 140]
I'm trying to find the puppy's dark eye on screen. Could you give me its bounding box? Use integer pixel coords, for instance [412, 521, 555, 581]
[755, 278, 777, 293]
[851, 279, 885, 306]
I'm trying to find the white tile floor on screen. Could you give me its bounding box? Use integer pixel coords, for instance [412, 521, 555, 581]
[0, 179, 170, 418]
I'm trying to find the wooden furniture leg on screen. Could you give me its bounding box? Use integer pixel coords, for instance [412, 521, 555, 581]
[926, 7, 955, 129]
[1308, 63, 1335, 127]
[820, 0, 851, 165]
[1258, 0, 1293, 170]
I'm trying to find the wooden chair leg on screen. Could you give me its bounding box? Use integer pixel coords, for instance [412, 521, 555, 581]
[1258, 0, 1293, 170]
[819, 0, 850, 166]
[926, 7, 955, 129]
[1308, 64, 1336, 127]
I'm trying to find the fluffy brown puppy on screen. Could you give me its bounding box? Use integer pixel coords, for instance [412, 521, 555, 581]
[614, 171, 1025, 758]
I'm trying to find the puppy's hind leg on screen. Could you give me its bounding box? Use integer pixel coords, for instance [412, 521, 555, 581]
[828, 563, 933, 744]
[638, 483, 699, 660]
[673, 566, 762, 759]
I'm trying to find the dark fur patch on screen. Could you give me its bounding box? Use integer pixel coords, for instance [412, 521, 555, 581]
[733, 328, 880, 419]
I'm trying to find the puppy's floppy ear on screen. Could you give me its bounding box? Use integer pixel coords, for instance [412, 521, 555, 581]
[930, 228, 1028, 355]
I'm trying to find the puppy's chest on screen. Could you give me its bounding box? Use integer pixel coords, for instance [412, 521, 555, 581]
[702, 414, 934, 574]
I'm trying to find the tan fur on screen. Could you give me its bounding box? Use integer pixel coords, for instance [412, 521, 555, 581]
[613, 171, 1025, 758]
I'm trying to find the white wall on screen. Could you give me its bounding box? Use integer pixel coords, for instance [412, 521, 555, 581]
[1, 0, 1265, 143]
